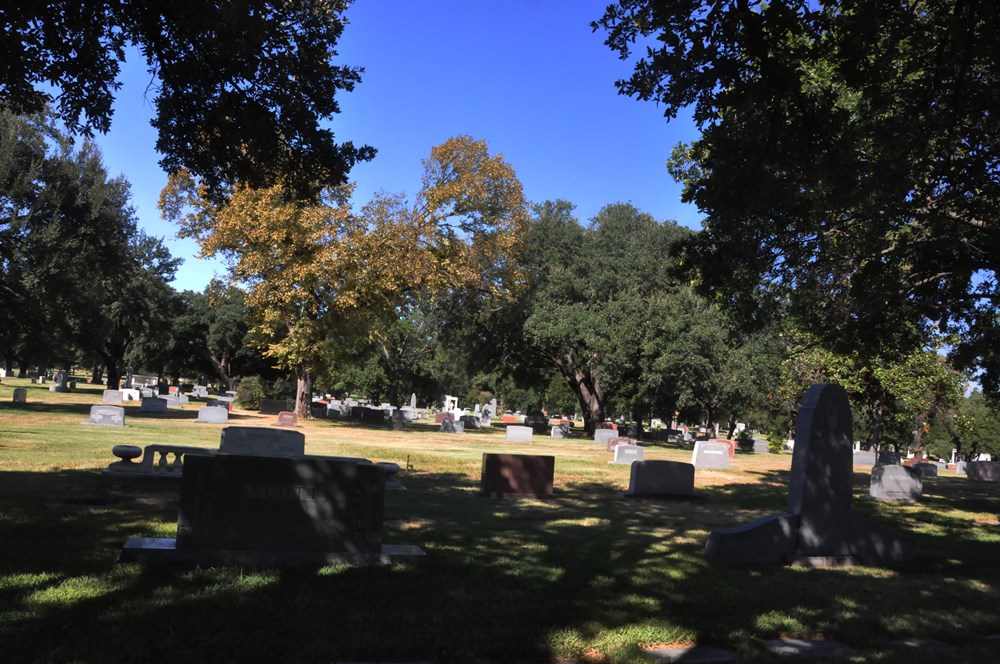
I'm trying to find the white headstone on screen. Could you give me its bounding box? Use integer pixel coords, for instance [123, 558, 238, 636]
[505, 425, 534, 443]
[612, 444, 645, 465]
[102, 390, 123, 404]
[196, 406, 229, 423]
[85, 405, 125, 427]
[594, 429, 617, 446]
[691, 441, 732, 469]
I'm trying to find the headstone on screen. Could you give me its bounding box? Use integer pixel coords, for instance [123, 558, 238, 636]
[704, 383, 916, 566]
[218, 426, 304, 457]
[912, 462, 938, 479]
[409, 393, 417, 409]
[459, 414, 481, 430]
[691, 441, 732, 469]
[612, 444, 645, 465]
[259, 399, 287, 415]
[500, 414, 518, 423]
[878, 450, 901, 465]
[626, 460, 695, 497]
[594, 422, 616, 430]
[51, 370, 70, 392]
[488, 398, 498, 419]
[505, 425, 533, 443]
[594, 429, 617, 447]
[708, 438, 736, 458]
[360, 408, 385, 424]
[390, 411, 408, 431]
[129, 454, 388, 563]
[435, 411, 454, 424]
[121, 388, 140, 401]
[161, 394, 182, 409]
[398, 407, 415, 423]
[550, 423, 570, 438]
[84, 405, 125, 427]
[956, 460, 967, 475]
[523, 414, 549, 434]
[853, 450, 877, 466]
[192, 385, 209, 398]
[606, 436, 632, 452]
[196, 406, 229, 423]
[216, 396, 234, 412]
[480, 453, 554, 497]
[869, 464, 922, 502]
[139, 397, 168, 413]
[124, 367, 134, 388]
[102, 390, 123, 404]
[440, 419, 465, 434]
[966, 461, 1000, 482]
[168, 385, 179, 395]
[753, 439, 770, 454]
[139, 388, 154, 399]
[225, 390, 238, 398]
[275, 411, 298, 427]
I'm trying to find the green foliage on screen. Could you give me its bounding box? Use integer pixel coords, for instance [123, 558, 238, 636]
[235, 376, 266, 409]
[596, 0, 1000, 394]
[925, 390, 1000, 461]
[736, 428, 755, 453]
[1, 0, 374, 201]
[767, 430, 787, 454]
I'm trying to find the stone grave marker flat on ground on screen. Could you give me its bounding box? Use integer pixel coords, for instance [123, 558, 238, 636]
[259, 399, 286, 415]
[481, 453, 554, 498]
[275, 411, 298, 427]
[13, 388, 27, 403]
[140, 397, 168, 413]
[967, 461, 1000, 481]
[505, 425, 533, 443]
[83, 405, 126, 427]
[102, 390, 123, 404]
[195, 406, 229, 424]
[870, 464, 922, 502]
[440, 419, 465, 434]
[219, 426, 305, 457]
[594, 429, 617, 447]
[626, 460, 695, 497]
[704, 383, 916, 566]
[611, 444, 645, 465]
[691, 441, 732, 469]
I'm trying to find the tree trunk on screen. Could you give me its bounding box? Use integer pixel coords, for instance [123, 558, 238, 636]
[727, 412, 739, 439]
[295, 365, 312, 419]
[91, 361, 104, 385]
[105, 357, 121, 390]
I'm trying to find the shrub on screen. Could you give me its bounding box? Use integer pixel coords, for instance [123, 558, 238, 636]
[736, 428, 755, 453]
[767, 430, 787, 454]
[236, 376, 266, 409]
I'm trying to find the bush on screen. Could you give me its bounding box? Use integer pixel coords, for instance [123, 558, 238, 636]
[767, 430, 787, 454]
[736, 428, 755, 453]
[236, 376, 267, 409]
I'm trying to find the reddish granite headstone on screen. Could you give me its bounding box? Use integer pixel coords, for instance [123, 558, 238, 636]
[709, 438, 737, 458]
[435, 412, 454, 424]
[480, 453, 554, 498]
[501, 414, 518, 423]
[594, 422, 618, 431]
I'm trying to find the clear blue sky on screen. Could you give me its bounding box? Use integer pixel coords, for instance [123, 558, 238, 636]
[94, 0, 701, 292]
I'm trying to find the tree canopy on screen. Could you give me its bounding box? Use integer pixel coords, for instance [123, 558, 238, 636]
[1, 0, 373, 201]
[595, 0, 1000, 391]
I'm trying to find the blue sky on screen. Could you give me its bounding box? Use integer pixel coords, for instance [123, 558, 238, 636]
[94, 0, 701, 292]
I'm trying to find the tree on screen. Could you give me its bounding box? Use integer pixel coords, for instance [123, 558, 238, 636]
[596, 0, 1000, 392]
[1, 0, 373, 201]
[925, 390, 1000, 462]
[162, 135, 527, 417]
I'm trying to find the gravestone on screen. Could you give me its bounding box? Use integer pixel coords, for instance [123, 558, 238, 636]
[361, 408, 385, 424]
[168, 385, 179, 395]
[219, 426, 305, 457]
[460, 414, 482, 430]
[123, 367, 134, 388]
[140, 397, 168, 413]
[704, 383, 916, 565]
[691, 441, 732, 469]
[612, 444, 645, 465]
[50, 370, 70, 392]
[606, 436, 631, 452]
[505, 425, 533, 443]
[912, 462, 938, 479]
[12, 388, 26, 404]
[753, 439, 770, 454]
[440, 419, 465, 434]
[83, 405, 125, 427]
[500, 414, 518, 423]
[216, 396, 234, 412]
[275, 411, 298, 427]
[966, 461, 1000, 482]
[869, 464, 922, 502]
[161, 395, 182, 409]
[594, 429, 617, 447]
[955, 460, 967, 475]
[481, 453, 554, 497]
[409, 393, 417, 409]
[390, 411, 408, 431]
[259, 399, 286, 415]
[398, 407, 415, 423]
[192, 385, 209, 398]
[102, 390, 123, 404]
[594, 422, 615, 430]
[709, 438, 736, 458]
[435, 411, 454, 424]
[523, 414, 548, 434]
[878, 450, 901, 465]
[853, 450, 877, 466]
[195, 406, 229, 423]
[626, 460, 695, 497]
[121, 388, 140, 401]
[550, 423, 570, 438]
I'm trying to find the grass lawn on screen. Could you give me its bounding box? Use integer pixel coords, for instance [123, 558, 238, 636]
[1, 377, 999, 663]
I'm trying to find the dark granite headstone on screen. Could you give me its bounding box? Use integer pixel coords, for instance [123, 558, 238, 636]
[523, 414, 549, 434]
[967, 461, 1000, 482]
[912, 462, 938, 479]
[140, 397, 168, 413]
[440, 419, 465, 434]
[704, 383, 916, 566]
[259, 399, 287, 415]
[870, 464, 922, 502]
[177, 454, 384, 554]
[480, 453, 554, 498]
[219, 426, 304, 457]
[878, 450, 901, 465]
[626, 460, 695, 497]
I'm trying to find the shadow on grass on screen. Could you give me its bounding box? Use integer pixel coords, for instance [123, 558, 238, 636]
[1, 465, 1000, 662]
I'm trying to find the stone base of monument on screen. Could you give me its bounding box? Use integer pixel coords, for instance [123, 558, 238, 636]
[119, 537, 426, 568]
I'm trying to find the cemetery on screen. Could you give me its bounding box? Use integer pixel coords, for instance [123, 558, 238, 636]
[3, 377, 1000, 662]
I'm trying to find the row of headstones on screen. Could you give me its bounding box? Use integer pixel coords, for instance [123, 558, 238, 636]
[84, 402, 301, 427]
